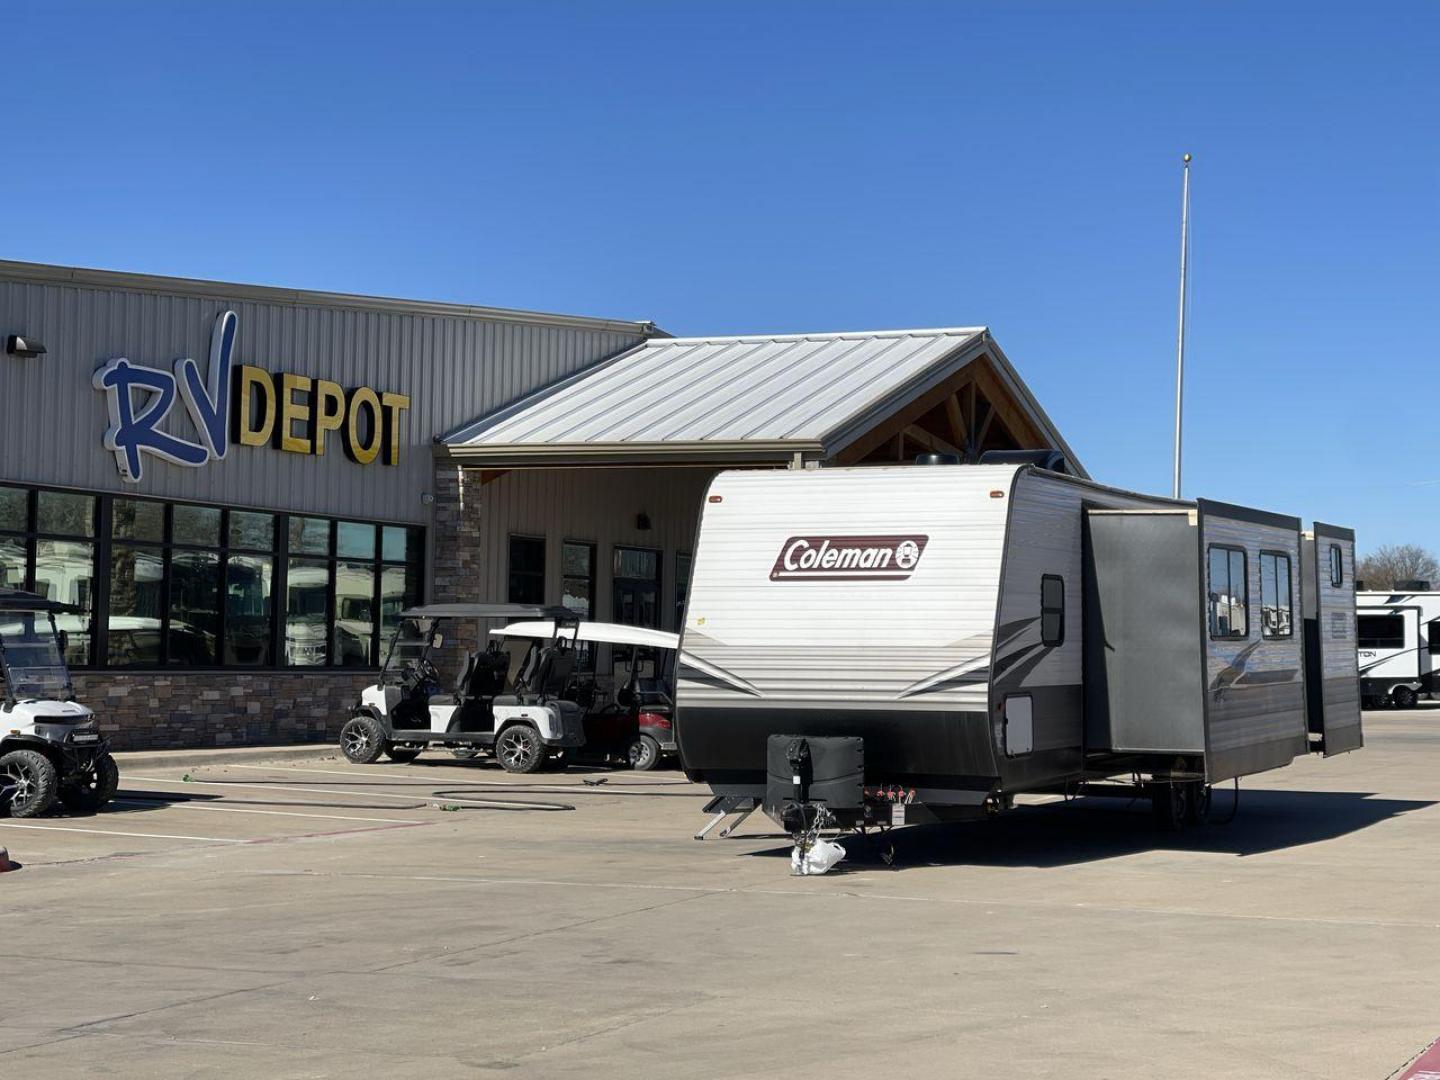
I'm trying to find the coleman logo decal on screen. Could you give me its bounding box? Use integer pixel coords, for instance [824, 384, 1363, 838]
[770, 535, 928, 581]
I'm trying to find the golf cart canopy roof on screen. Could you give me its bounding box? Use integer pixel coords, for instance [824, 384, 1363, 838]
[491, 621, 680, 650]
[399, 603, 575, 621]
[0, 589, 82, 615]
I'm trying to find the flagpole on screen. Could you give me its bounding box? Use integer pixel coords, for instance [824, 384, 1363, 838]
[1172, 153, 1191, 500]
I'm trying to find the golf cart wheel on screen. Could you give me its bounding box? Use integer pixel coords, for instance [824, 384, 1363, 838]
[383, 745, 422, 764]
[1149, 781, 1189, 832]
[339, 715, 387, 765]
[1392, 685, 1419, 710]
[627, 734, 661, 772]
[1, 748, 59, 819]
[495, 724, 545, 774]
[60, 752, 119, 814]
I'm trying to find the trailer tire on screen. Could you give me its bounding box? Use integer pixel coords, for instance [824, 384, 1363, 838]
[340, 715, 387, 764]
[383, 745, 423, 764]
[1391, 685, 1419, 710]
[495, 723, 546, 774]
[627, 735, 661, 771]
[60, 752, 120, 814]
[1184, 781, 1211, 826]
[1, 748, 59, 819]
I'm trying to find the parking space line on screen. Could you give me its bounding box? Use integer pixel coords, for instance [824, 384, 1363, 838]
[0, 822, 245, 843]
[110, 798, 417, 824]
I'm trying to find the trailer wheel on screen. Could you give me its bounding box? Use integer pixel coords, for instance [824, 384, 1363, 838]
[1150, 781, 1190, 832]
[627, 735, 661, 771]
[60, 752, 120, 814]
[495, 724, 545, 774]
[340, 715, 387, 764]
[383, 745, 422, 764]
[1, 749, 59, 819]
[1391, 685, 1419, 710]
[1184, 781, 1211, 826]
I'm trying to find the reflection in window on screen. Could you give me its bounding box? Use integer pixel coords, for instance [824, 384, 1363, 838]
[35, 540, 93, 666]
[0, 536, 26, 590]
[333, 561, 376, 666]
[172, 504, 221, 547]
[613, 546, 660, 629]
[337, 521, 376, 559]
[108, 545, 165, 665]
[289, 516, 331, 556]
[225, 555, 273, 665]
[1329, 545, 1344, 587]
[112, 498, 165, 542]
[380, 565, 407, 643]
[285, 558, 330, 666]
[0, 485, 27, 528]
[1207, 546, 1248, 639]
[229, 511, 275, 550]
[170, 550, 220, 664]
[1260, 552, 1293, 639]
[37, 491, 94, 537]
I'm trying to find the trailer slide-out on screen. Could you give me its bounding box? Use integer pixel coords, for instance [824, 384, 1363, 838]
[676, 462, 1360, 842]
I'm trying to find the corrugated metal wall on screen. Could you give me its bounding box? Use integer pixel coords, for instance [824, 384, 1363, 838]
[0, 267, 645, 524]
[474, 467, 717, 631]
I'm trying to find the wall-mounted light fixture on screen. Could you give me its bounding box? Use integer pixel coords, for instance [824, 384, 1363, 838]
[635, 511, 652, 531]
[5, 335, 46, 359]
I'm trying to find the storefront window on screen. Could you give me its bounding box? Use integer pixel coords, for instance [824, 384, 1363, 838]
[0, 484, 422, 670]
[225, 554, 273, 665]
[173, 504, 221, 547]
[613, 546, 660, 629]
[285, 557, 330, 666]
[170, 550, 220, 664]
[508, 536, 546, 605]
[334, 561, 376, 666]
[37, 491, 94, 537]
[562, 542, 595, 617]
[35, 540, 94, 666]
[107, 545, 165, 665]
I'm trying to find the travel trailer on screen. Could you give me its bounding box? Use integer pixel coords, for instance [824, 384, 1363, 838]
[1355, 588, 1440, 708]
[676, 461, 1361, 842]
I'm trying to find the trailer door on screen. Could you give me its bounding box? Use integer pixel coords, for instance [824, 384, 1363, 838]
[1306, 528, 1362, 754]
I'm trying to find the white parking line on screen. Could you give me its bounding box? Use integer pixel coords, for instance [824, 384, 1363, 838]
[225, 763, 680, 796]
[0, 822, 244, 843]
[110, 798, 416, 824]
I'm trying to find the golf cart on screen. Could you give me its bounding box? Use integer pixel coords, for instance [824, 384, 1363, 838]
[340, 603, 588, 773]
[0, 590, 118, 818]
[488, 620, 679, 770]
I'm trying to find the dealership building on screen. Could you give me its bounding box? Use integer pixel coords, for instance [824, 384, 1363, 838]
[0, 259, 1079, 749]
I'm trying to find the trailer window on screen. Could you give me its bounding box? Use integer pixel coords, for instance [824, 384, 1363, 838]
[1259, 552, 1293, 639]
[1328, 544, 1343, 587]
[1207, 545, 1248, 639]
[1040, 574, 1064, 646]
[1428, 620, 1440, 654]
[1357, 615, 1405, 650]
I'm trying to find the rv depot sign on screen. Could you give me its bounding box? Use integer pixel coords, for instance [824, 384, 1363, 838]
[770, 535, 929, 581]
[94, 311, 410, 482]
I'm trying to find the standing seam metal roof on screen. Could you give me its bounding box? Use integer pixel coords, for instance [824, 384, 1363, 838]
[442, 327, 1018, 460]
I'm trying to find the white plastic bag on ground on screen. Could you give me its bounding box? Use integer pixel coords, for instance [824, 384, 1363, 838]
[791, 837, 847, 876]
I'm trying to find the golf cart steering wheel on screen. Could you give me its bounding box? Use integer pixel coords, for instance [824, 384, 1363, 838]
[411, 657, 441, 686]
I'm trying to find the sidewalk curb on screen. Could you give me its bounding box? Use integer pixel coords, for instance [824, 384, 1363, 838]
[113, 744, 340, 772]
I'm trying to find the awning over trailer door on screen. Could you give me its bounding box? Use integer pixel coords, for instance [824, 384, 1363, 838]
[438, 326, 1085, 474]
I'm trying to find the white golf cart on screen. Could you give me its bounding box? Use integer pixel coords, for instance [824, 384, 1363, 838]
[488, 620, 679, 770]
[0, 590, 119, 818]
[339, 603, 589, 773]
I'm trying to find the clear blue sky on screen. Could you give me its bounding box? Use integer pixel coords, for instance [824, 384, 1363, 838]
[7, 1, 1437, 552]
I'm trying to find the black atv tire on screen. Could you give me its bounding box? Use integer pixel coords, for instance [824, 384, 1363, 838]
[495, 724, 546, 774]
[383, 745, 423, 764]
[61, 752, 120, 814]
[340, 715, 387, 764]
[627, 734, 661, 772]
[1, 748, 59, 819]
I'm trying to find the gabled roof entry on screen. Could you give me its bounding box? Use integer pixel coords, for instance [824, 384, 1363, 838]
[440, 326, 1081, 473]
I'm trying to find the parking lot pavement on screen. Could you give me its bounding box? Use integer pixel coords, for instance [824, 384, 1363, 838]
[3, 710, 1440, 1079]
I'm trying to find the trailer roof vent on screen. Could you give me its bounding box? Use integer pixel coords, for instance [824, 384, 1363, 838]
[913, 452, 961, 466]
[1397, 579, 1431, 591]
[977, 448, 1070, 474]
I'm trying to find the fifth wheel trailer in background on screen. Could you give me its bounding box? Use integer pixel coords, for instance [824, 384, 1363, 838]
[1354, 589, 1440, 708]
[676, 462, 1361, 838]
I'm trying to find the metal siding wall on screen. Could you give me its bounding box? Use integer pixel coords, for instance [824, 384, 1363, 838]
[0, 275, 642, 524]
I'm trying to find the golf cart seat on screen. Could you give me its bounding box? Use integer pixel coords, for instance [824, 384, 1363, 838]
[494, 645, 576, 706]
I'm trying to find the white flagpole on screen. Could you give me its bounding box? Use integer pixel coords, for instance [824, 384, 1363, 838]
[1172, 153, 1192, 500]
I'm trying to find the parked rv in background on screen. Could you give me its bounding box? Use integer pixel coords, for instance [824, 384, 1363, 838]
[1355, 588, 1440, 708]
[677, 460, 1361, 843]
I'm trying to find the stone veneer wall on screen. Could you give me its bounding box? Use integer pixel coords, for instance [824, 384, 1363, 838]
[72, 672, 372, 751]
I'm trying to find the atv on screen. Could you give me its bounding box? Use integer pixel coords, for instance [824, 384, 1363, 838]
[0, 590, 119, 818]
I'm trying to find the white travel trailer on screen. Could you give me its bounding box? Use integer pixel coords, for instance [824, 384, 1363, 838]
[677, 461, 1361, 839]
[1355, 588, 1440, 708]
